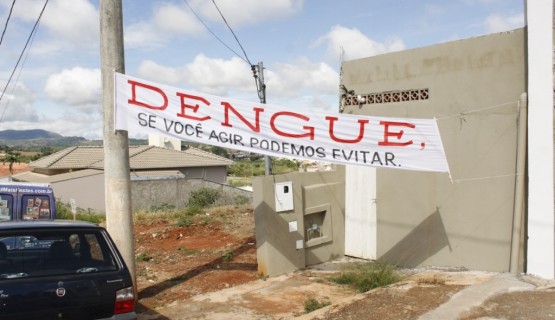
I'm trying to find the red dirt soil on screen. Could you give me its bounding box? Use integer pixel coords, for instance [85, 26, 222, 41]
[134, 207, 259, 313]
[0, 163, 31, 178]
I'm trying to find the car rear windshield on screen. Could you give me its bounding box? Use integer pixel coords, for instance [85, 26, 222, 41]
[0, 229, 119, 279]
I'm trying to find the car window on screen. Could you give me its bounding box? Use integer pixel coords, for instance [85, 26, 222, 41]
[0, 229, 118, 279]
[0, 195, 13, 222]
[21, 195, 52, 220]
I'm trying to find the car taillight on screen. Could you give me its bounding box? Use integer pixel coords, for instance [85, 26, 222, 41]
[114, 286, 135, 314]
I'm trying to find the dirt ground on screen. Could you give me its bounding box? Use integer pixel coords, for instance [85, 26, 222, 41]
[135, 205, 555, 320]
[0, 163, 31, 177]
[135, 206, 259, 314]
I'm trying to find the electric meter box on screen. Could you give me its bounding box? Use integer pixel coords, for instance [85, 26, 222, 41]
[274, 181, 294, 212]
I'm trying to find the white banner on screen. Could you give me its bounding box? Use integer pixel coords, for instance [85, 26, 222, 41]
[114, 72, 450, 173]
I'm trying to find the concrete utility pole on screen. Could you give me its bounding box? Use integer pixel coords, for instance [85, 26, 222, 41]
[100, 0, 135, 286]
[255, 61, 272, 175]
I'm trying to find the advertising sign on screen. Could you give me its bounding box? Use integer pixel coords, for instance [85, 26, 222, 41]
[114, 72, 449, 173]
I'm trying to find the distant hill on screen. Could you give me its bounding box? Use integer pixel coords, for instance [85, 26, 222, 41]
[0, 129, 63, 140]
[0, 129, 147, 149]
[0, 129, 86, 148]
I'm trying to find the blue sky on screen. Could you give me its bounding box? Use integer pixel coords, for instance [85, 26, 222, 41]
[0, 0, 524, 139]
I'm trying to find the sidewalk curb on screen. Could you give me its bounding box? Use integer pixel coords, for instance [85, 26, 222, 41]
[416, 273, 535, 320]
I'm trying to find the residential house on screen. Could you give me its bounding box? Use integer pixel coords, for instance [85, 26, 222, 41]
[12, 145, 246, 212]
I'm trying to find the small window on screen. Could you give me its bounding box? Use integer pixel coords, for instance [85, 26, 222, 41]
[0, 195, 13, 221]
[21, 195, 52, 220]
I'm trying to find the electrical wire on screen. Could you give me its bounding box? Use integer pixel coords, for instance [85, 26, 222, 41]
[182, 0, 249, 65]
[0, 16, 38, 122]
[183, 0, 264, 101]
[210, 0, 252, 66]
[0, 0, 48, 122]
[0, 0, 16, 47]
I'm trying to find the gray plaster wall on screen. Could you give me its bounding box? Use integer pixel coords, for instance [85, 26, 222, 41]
[131, 177, 252, 211]
[178, 166, 228, 184]
[52, 172, 105, 212]
[341, 29, 526, 272]
[53, 175, 251, 213]
[254, 167, 345, 277]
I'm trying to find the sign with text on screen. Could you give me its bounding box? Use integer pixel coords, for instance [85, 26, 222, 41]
[114, 73, 449, 173]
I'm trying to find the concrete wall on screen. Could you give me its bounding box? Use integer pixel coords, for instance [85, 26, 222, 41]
[526, 0, 555, 279]
[53, 175, 252, 213]
[53, 173, 105, 212]
[341, 29, 526, 272]
[178, 166, 228, 184]
[131, 177, 251, 211]
[254, 167, 345, 277]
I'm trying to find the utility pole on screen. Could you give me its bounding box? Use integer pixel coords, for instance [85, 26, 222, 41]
[254, 61, 272, 175]
[100, 0, 135, 286]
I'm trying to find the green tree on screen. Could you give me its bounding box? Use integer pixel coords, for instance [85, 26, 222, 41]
[210, 146, 229, 158]
[3, 152, 21, 176]
[39, 146, 54, 156]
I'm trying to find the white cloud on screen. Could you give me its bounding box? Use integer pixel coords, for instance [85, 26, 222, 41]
[136, 54, 253, 96]
[266, 58, 338, 98]
[485, 13, 524, 33]
[0, 82, 39, 122]
[44, 67, 101, 112]
[314, 25, 405, 61]
[198, 0, 304, 27]
[135, 55, 339, 112]
[125, 2, 204, 49]
[153, 3, 205, 35]
[0, 113, 103, 139]
[124, 0, 303, 49]
[7, 0, 99, 52]
[463, 0, 503, 5]
[425, 4, 447, 15]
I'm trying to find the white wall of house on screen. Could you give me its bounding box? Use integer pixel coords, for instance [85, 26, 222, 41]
[526, 0, 555, 279]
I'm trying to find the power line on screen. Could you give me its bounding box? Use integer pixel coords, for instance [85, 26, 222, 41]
[0, 17, 38, 123]
[183, 0, 264, 101]
[0, 0, 48, 122]
[182, 0, 248, 65]
[0, 0, 16, 47]
[210, 0, 253, 66]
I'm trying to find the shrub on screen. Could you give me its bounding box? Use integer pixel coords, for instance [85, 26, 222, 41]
[176, 216, 193, 228]
[149, 203, 175, 212]
[136, 252, 153, 262]
[221, 249, 234, 262]
[233, 194, 250, 205]
[184, 205, 203, 216]
[188, 187, 221, 208]
[56, 201, 104, 224]
[329, 262, 402, 293]
[304, 298, 331, 313]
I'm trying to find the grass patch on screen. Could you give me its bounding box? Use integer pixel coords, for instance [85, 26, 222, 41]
[304, 298, 331, 313]
[176, 216, 194, 227]
[56, 201, 105, 224]
[136, 252, 153, 262]
[221, 249, 234, 262]
[329, 262, 402, 292]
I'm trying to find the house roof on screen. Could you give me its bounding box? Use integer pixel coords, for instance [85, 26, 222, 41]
[12, 169, 104, 183]
[29, 145, 234, 170]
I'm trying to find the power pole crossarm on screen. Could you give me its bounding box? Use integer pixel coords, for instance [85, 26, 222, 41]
[254, 61, 271, 175]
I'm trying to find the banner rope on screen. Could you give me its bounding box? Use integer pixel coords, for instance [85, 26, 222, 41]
[435, 101, 516, 121]
[450, 172, 521, 183]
